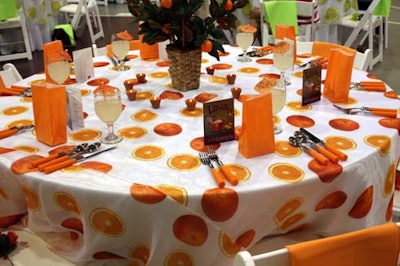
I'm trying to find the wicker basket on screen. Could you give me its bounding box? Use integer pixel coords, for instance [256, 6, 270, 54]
[167, 47, 202, 91]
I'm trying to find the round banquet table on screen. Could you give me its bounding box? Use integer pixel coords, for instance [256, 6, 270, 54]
[0, 44, 399, 265]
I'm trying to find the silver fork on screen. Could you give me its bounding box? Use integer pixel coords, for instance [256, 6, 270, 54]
[199, 152, 225, 188]
[207, 149, 238, 186]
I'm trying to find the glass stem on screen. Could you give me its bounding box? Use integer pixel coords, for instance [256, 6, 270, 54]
[242, 50, 247, 62]
[107, 123, 115, 138]
[280, 71, 286, 87]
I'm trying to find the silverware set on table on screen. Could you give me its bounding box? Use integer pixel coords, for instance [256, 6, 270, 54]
[289, 128, 348, 165]
[0, 125, 35, 139]
[31, 142, 116, 174]
[0, 86, 31, 97]
[333, 104, 398, 118]
[199, 149, 238, 187]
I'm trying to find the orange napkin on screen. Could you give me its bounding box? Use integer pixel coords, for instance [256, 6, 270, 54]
[238, 93, 275, 158]
[139, 34, 159, 60]
[323, 48, 355, 103]
[31, 82, 67, 146]
[275, 24, 296, 65]
[286, 222, 400, 266]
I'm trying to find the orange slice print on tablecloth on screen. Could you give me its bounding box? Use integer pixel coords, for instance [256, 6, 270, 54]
[0, 187, 9, 200]
[287, 223, 311, 234]
[22, 185, 40, 211]
[93, 251, 126, 260]
[136, 91, 155, 101]
[93, 61, 110, 67]
[20, 97, 32, 103]
[219, 231, 241, 257]
[286, 101, 312, 111]
[87, 78, 109, 86]
[61, 217, 83, 234]
[1, 106, 29, 116]
[384, 91, 398, 99]
[238, 67, 260, 74]
[324, 135, 357, 150]
[236, 229, 256, 248]
[148, 71, 169, 79]
[274, 197, 303, 224]
[181, 107, 203, 117]
[0, 147, 15, 154]
[29, 79, 46, 85]
[157, 61, 169, 67]
[386, 194, 394, 221]
[10, 155, 42, 175]
[209, 75, 228, 84]
[189, 137, 220, 152]
[167, 154, 201, 171]
[364, 135, 391, 156]
[89, 207, 126, 237]
[132, 145, 165, 161]
[308, 160, 343, 183]
[329, 118, 360, 131]
[164, 250, 194, 266]
[379, 118, 400, 133]
[258, 73, 281, 79]
[129, 246, 150, 265]
[292, 71, 303, 79]
[118, 126, 147, 139]
[383, 163, 395, 197]
[218, 51, 230, 57]
[160, 90, 184, 100]
[173, 215, 208, 246]
[48, 145, 76, 155]
[297, 53, 312, 58]
[80, 88, 91, 97]
[154, 123, 182, 136]
[130, 183, 167, 204]
[286, 115, 315, 128]
[366, 73, 379, 79]
[269, 163, 304, 183]
[6, 119, 34, 129]
[211, 63, 232, 70]
[13, 145, 38, 154]
[54, 192, 81, 214]
[278, 212, 306, 231]
[224, 164, 251, 182]
[79, 161, 112, 173]
[195, 92, 218, 103]
[315, 191, 347, 211]
[275, 141, 302, 157]
[0, 215, 23, 228]
[132, 109, 158, 122]
[125, 54, 138, 60]
[256, 58, 273, 65]
[201, 187, 239, 222]
[155, 184, 188, 206]
[70, 129, 101, 142]
[201, 58, 209, 64]
[348, 185, 373, 219]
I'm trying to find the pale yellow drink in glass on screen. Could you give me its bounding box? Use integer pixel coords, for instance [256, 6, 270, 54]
[271, 88, 286, 114]
[94, 99, 122, 124]
[111, 40, 129, 60]
[236, 32, 253, 52]
[47, 60, 70, 84]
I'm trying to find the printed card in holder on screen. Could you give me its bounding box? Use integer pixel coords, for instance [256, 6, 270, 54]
[66, 86, 84, 130]
[203, 98, 235, 145]
[302, 64, 322, 105]
[73, 47, 94, 83]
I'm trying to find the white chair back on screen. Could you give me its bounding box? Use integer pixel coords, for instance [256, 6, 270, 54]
[0, 63, 23, 87]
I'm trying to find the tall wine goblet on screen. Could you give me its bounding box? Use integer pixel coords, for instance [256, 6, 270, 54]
[270, 81, 286, 134]
[47, 54, 70, 85]
[94, 86, 123, 144]
[273, 39, 294, 86]
[236, 25, 255, 62]
[111, 33, 130, 71]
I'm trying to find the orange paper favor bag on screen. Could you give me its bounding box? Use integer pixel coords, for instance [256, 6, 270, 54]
[139, 34, 159, 60]
[323, 48, 355, 103]
[239, 94, 275, 158]
[31, 82, 67, 146]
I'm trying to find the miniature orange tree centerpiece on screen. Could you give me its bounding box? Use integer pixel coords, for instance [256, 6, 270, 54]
[127, 0, 249, 91]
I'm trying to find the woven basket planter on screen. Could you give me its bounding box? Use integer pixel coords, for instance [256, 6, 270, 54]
[167, 47, 202, 92]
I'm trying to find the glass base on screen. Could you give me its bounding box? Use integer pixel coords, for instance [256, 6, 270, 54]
[237, 56, 252, 62]
[112, 65, 131, 71]
[101, 133, 122, 144]
[274, 124, 283, 134]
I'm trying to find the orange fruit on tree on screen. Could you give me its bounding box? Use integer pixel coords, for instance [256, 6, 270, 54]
[173, 215, 208, 246]
[201, 187, 239, 222]
[224, 0, 233, 11]
[160, 0, 173, 8]
[201, 40, 213, 53]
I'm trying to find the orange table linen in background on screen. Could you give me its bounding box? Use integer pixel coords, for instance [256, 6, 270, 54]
[43, 41, 64, 84]
[238, 93, 275, 158]
[275, 24, 297, 65]
[286, 222, 400, 266]
[323, 48, 355, 103]
[31, 82, 67, 146]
